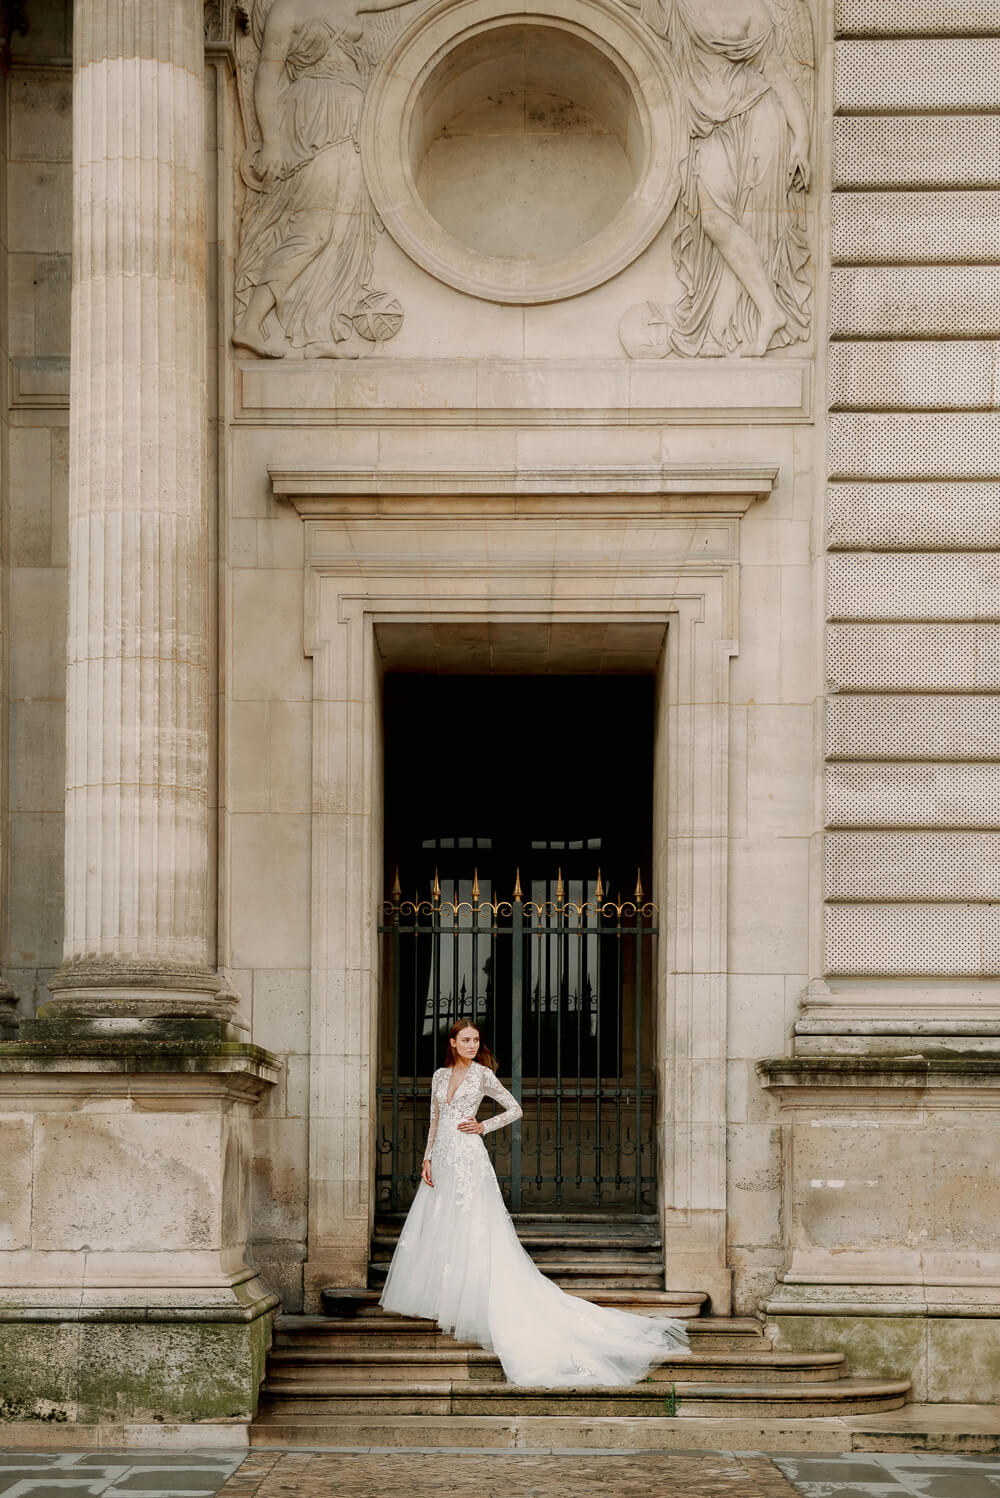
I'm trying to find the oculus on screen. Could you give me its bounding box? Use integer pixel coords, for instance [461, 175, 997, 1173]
[362, 0, 685, 304]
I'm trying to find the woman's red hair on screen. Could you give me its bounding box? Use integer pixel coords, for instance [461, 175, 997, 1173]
[443, 1017, 498, 1072]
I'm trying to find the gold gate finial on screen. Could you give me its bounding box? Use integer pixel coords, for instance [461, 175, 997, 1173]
[432, 868, 441, 901]
[635, 868, 644, 902]
[391, 867, 401, 901]
[556, 867, 564, 906]
[595, 868, 604, 903]
[513, 868, 523, 901]
[472, 867, 480, 903]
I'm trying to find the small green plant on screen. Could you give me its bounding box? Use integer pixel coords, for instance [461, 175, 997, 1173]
[663, 1380, 679, 1416]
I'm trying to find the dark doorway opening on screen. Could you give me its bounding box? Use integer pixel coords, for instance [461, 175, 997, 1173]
[379, 674, 657, 1213]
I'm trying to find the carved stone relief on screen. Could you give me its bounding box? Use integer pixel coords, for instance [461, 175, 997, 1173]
[619, 0, 813, 359]
[229, 0, 811, 356]
[232, 0, 412, 359]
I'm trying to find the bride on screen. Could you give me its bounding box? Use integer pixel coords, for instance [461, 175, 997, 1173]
[379, 1019, 690, 1386]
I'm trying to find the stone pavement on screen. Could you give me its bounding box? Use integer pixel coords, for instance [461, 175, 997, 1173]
[5, 1448, 1000, 1498]
[0, 1452, 246, 1498]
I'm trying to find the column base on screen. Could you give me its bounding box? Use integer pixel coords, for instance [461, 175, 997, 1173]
[0, 1293, 278, 1426]
[760, 1053, 1000, 1401]
[0, 1039, 281, 1423]
[41, 960, 239, 1033]
[794, 980, 1000, 1056]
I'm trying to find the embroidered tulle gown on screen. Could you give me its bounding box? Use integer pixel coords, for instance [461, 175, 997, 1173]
[379, 1060, 690, 1387]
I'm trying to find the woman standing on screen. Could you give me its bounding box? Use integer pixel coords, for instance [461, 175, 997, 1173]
[380, 1019, 690, 1387]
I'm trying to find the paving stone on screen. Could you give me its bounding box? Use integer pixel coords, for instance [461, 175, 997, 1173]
[784, 1488, 899, 1498]
[897, 1478, 1000, 1497]
[216, 1449, 803, 1498]
[0, 1486, 119, 1498]
[71, 1461, 242, 1471]
[106, 1472, 232, 1492]
[776, 1462, 895, 1484]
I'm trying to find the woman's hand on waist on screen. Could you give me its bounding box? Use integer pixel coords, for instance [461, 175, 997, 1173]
[458, 1117, 485, 1135]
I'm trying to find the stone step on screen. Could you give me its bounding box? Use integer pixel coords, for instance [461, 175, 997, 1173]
[375, 1212, 660, 1229]
[367, 1262, 665, 1290]
[277, 1311, 768, 1354]
[264, 1347, 846, 1387]
[371, 1232, 662, 1255]
[255, 1376, 911, 1420]
[317, 1288, 706, 1319]
[254, 1405, 978, 1454]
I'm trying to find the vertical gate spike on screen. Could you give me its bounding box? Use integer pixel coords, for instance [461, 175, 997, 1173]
[635, 869, 644, 902]
[432, 868, 441, 902]
[595, 868, 604, 903]
[472, 867, 480, 903]
[556, 867, 564, 906]
[391, 867, 401, 902]
[513, 868, 523, 902]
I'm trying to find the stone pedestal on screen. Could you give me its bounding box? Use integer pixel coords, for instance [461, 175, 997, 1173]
[759, 1055, 1000, 1402]
[46, 0, 222, 1022]
[0, 1039, 280, 1429]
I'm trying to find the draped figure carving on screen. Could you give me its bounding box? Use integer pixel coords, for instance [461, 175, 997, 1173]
[233, 0, 410, 358]
[621, 0, 813, 358]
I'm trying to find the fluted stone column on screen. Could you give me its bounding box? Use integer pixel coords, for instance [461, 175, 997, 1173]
[46, 0, 226, 1020]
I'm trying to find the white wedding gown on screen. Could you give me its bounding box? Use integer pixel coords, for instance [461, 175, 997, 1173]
[379, 1060, 690, 1386]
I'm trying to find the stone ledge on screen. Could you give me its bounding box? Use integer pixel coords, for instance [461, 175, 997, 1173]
[0, 1039, 280, 1080]
[758, 1054, 1000, 1091]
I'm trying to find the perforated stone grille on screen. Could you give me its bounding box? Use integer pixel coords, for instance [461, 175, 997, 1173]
[827, 624, 1000, 691]
[827, 695, 1000, 760]
[826, 831, 1000, 899]
[836, 39, 1000, 113]
[832, 193, 1000, 265]
[829, 342, 1000, 412]
[827, 762, 1000, 827]
[825, 904, 1000, 977]
[834, 117, 1000, 189]
[828, 483, 1000, 549]
[830, 267, 1000, 338]
[836, 1, 1000, 36]
[828, 554, 1000, 621]
[829, 413, 1000, 479]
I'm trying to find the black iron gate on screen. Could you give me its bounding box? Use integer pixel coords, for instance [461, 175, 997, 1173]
[377, 871, 658, 1213]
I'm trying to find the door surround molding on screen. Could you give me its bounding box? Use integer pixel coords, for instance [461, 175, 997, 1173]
[274, 465, 776, 1312]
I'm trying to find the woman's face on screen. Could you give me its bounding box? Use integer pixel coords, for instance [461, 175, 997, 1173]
[452, 1026, 481, 1062]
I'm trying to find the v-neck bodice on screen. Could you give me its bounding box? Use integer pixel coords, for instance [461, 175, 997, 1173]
[423, 1062, 522, 1161]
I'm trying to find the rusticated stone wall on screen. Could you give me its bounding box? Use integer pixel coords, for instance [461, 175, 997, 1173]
[821, 0, 1000, 1009]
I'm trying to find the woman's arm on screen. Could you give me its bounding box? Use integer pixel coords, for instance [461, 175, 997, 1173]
[421, 1071, 440, 1186]
[423, 1071, 441, 1160]
[479, 1072, 523, 1135]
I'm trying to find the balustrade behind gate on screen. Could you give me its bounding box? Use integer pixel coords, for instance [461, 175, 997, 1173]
[377, 872, 658, 1213]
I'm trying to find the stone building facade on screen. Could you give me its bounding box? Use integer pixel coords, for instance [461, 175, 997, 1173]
[1, 0, 999, 1433]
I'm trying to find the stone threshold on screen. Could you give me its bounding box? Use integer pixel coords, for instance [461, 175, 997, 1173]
[8, 1407, 995, 1455]
[248, 1406, 1000, 1454]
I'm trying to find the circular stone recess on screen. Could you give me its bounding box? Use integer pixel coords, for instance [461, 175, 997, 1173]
[362, 0, 682, 305]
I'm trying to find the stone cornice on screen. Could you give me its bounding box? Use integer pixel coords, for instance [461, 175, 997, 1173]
[272, 465, 778, 515]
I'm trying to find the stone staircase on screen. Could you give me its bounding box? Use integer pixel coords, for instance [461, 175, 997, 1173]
[251, 1213, 910, 1445]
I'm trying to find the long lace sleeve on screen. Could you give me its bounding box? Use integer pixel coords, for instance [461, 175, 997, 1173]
[479, 1071, 523, 1135]
[423, 1072, 441, 1161]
